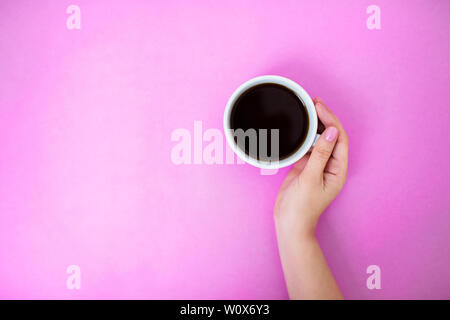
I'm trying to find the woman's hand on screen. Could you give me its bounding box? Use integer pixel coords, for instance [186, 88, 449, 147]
[274, 97, 349, 237]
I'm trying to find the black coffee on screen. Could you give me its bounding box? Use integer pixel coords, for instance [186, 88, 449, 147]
[230, 83, 308, 161]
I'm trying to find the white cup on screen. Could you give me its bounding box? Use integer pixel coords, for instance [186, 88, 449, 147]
[223, 75, 320, 170]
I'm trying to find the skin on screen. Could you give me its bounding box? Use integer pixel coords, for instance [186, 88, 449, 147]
[274, 97, 349, 300]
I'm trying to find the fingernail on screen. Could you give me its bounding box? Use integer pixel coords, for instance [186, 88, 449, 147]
[325, 127, 338, 141]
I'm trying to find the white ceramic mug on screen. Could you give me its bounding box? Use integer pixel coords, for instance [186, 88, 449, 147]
[223, 75, 320, 170]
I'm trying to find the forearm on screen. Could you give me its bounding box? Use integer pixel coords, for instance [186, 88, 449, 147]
[275, 222, 343, 300]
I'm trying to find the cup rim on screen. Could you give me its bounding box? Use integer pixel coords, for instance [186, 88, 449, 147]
[223, 75, 318, 169]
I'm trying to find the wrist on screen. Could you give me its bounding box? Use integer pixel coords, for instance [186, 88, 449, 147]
[274, 211, 318, 241]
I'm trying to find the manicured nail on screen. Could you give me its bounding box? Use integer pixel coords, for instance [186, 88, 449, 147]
[325, 127, 338, 141]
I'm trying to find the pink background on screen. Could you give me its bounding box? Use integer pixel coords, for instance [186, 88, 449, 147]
[0, 0, 449, 299]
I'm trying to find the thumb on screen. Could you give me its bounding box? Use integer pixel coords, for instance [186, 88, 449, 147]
[305, 126, 339, 177]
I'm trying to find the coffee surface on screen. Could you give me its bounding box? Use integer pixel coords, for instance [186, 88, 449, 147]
[230, 83, 309, 160]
